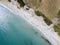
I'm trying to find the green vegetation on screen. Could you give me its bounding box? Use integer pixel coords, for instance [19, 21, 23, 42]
[35, 11, 44, 16]
[17, 0, 25, 7]
[35, 11, 52, 25]
[54, 24, 60, 36]
[57, 10, 60, 18]
[8, 0, 25, 7]
[39, 0, 42, 2]
[8, 0, 11, 2]
[54, 10, 60, 36]
[44, 17, 52, 25]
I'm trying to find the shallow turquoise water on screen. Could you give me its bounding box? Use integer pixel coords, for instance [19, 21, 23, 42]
[0, 4, 50, 45]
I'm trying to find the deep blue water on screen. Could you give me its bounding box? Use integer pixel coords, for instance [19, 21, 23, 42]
[0, 4, 50, 45]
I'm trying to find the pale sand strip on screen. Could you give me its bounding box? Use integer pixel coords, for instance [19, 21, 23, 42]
[0, 1, 60, 45]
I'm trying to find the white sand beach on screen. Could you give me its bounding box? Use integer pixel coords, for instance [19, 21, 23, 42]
[0, 1, 60, 45]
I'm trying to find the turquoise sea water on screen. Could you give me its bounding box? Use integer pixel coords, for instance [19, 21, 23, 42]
[0, 4, 51, 45]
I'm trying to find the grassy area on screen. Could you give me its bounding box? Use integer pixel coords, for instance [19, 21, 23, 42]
[35, 11, 52, 25]
[17, 0, 25, 7]
[54, 24, 60, 36]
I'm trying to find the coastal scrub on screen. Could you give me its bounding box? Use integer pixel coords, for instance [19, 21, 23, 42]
[35, 11, 52, 25]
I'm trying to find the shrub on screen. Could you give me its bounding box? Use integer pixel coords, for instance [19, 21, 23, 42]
[8, 0, 11, 2]
[17, 0, 25, 7]
[44, 17, 52, 25]
[35, 11, 44, 16]
[57, 10, 60, 18]
[54, 25, 60, 36]
[35, 11, 52, 25]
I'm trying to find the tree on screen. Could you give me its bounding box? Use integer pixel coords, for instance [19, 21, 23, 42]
[17, 0, 25, 7]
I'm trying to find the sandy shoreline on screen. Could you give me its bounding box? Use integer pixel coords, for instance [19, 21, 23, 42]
[0, 1, 60, 45]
